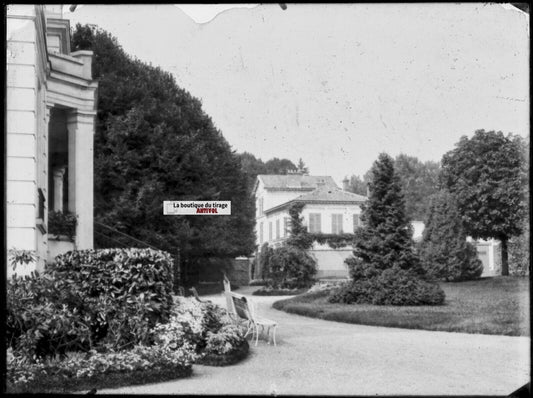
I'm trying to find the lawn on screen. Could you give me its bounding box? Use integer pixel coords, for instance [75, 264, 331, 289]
[272, 276, 530, 336]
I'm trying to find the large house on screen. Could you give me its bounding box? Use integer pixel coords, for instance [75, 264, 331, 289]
[253, 174, 367, 278]
[6, 5, 98, 275]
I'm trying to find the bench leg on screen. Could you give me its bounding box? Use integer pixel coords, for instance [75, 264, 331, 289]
[272, 325, 277, 346]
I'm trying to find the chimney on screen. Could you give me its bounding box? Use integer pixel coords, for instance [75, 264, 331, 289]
[342, 177, 349, 191]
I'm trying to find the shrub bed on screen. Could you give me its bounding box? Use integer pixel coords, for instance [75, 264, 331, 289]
[6, 345, 195, 393]
[329, 268, 445, 306]
[6, 248, 250, 393]
[168, 297, 250, 366]
[253, 286, 309, 296]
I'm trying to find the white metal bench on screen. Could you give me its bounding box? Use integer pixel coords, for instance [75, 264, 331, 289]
[223, 274, 277, 346]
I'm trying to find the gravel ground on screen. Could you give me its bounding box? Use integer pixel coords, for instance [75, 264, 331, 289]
[97, 286, 530, 395]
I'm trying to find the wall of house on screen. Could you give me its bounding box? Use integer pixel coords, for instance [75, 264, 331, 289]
[308, 248, 352, 279]
[6, 5, 49, 275]
[300, 203, 362, 234]
[7, 5, 98, 275]
[257, 202, 362, 278]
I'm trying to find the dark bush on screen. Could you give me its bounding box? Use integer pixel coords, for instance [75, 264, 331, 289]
[418, 191, 483, 281]
[50, 248, 174, 323]
[509, 218, 529, 276]
[258, 243, 273, 281]
[267, 246, 317, 289]
[329, 268, 445, 306]
[7, 248, 175, 359]
[6, 273, 91, 358]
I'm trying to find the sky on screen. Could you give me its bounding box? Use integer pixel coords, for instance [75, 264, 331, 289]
[64, 4, 529, 186]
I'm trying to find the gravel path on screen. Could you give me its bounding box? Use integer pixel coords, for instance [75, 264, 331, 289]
[97, 287, 530, 395]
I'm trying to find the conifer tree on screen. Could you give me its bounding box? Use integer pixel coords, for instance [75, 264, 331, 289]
[330, 153, 445, 305]
[348, 153, 422, 278]
[419, 191, 483, 281]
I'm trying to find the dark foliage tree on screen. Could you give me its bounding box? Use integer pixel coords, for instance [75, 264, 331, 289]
[508, 136, 530, 276]
[267, 246, 317, 289]
[257, 242, 273, 281]
[285, 202, 313, 250]
[393, 154, 440, 221]
[296, 158, 309, 175]
[330, 153, 445, 305]
[418, 191, 483, 281]
[264, 157, 298, 175]
[71, 25, 255, 274]
[346, 174, 368, 196]
[440, 130, 527, 276]
[236, 152, 297, 190]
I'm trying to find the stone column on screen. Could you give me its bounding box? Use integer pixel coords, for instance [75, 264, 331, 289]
[52, 166, 65, 212]
[67, 111, 95, 249]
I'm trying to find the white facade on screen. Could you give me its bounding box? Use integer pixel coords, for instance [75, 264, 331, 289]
[253, 175, 366, 278]
[6, 5, 98, 275]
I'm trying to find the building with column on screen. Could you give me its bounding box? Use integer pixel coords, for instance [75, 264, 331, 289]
[6, 5, 98, 275]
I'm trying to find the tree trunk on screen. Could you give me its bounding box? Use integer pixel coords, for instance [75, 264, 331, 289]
[501, 238, 509, 276]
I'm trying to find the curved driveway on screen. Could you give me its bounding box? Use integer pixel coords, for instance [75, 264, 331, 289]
[98, 287, 530, 395]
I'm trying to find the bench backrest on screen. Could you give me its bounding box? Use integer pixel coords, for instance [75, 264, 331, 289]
[230, 292, 253, 321]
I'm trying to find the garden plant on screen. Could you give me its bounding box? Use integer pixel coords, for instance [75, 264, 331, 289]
[6, 248, 248, 393]
[329, 153, 445, 305]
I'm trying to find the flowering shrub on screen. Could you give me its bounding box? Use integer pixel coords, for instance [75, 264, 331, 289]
[168, 297, 248, 358]
[204, 324, 246, 355]
[7, 286, 247, 392]
[7, 342, 196, 390]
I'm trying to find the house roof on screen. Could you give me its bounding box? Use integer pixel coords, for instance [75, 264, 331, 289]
[294, 185, 367, 202]
[264, 185, 367, 214]
[256, 174, 338, 191]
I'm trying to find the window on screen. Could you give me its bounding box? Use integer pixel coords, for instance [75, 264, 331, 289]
[353, 214, 361, 231]
[269, 222, 272, 241]
[258, 197, 264, 216]
[276, 219, 280, 240]
[332, 214, 343, 234]
[309, 213, 321, 233]
[283, 217, 290, 237]
[259, 222, 264, 243]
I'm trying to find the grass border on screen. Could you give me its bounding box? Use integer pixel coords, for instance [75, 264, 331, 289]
[272, 277, 530, 336]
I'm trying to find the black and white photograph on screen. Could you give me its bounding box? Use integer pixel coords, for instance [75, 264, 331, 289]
[5, 3, 530, 395]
